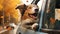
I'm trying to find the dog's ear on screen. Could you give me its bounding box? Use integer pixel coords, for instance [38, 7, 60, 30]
[16, 4, 27, 16]
[16, 4, 27, 9]
[16, 6, 21, 9]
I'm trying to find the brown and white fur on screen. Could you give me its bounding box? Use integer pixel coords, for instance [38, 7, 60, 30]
[16, 4, 39, 31]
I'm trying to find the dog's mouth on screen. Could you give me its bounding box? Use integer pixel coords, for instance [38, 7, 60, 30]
[28, 13, 38, 19]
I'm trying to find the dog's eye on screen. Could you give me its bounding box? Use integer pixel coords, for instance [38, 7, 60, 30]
[29, 7, 32, 9]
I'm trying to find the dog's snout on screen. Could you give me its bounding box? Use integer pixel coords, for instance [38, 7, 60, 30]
[35, 9, 39, 12]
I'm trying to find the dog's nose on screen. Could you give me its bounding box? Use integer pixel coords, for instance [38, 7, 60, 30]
[35, 9, 39, 13]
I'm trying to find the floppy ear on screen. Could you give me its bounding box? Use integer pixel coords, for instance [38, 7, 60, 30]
[16, 4, 27, 9]
[16, 6, 21, 9]
[16, 4, 27, 16]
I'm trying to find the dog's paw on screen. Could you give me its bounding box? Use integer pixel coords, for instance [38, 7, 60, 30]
[31, 23, 38, 30]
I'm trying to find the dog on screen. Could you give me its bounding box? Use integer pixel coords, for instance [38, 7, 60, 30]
[16, 4, 39, 31]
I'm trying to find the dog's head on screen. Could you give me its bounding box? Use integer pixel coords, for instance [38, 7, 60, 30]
[16, 4, 39, 16]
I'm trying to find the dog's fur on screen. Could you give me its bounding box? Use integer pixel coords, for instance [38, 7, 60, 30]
[16, 4, 39, 31]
